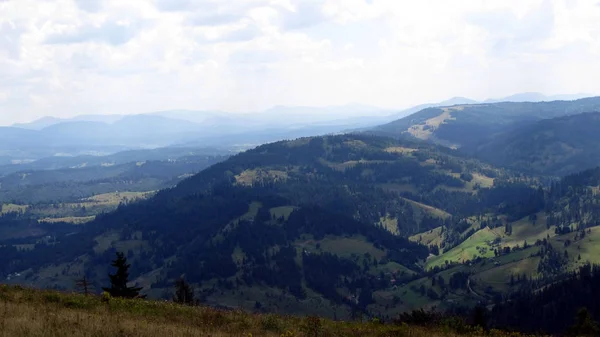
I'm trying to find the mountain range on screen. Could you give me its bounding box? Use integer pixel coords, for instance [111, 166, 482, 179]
[3, 92, 600, 332]
[2, 92, 590, 163]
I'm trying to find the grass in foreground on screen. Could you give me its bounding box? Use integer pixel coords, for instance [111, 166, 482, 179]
[0, 284, 529, 337]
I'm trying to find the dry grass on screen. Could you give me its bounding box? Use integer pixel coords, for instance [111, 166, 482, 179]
[82, 191, 155, 205]
[406, 108, 457, 141]
[384, 147, 418, 155]
[235, 169, 289, 186]
[0, 203, 28, 215]
[319, 159, 394, 172]
[0, 285, 528, 337]
[39, 216, 96, 224]
[402, 198, 452, 220]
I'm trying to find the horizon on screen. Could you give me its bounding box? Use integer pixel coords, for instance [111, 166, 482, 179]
[2, 1, 600, 125]
[5, 91, 596, 127]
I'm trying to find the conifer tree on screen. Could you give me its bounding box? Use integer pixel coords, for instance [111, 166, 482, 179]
[102, 252, 144, 298]
[567, 308, 599, 336]
[173, 277, 195, 305]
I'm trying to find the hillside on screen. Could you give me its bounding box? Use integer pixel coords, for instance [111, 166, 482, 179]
[401, 166, 600, 314]
[372, 96, 600, 150]
[0, 285, 505, 337]
[471, 112, 600, 176]
[0, 146, 234, 176]
[3, 133, 600, 330]
[1, 134, 533, 317]
[0, 154, 226, 203]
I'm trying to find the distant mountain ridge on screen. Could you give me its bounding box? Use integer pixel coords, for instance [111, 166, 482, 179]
[372, 96, 600, 150]
[4, 93, 595, 164]
[471, 112, 600, 176]
[484, 92, 591, 103]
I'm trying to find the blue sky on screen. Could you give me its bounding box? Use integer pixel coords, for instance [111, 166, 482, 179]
[1, 0, 599, 124]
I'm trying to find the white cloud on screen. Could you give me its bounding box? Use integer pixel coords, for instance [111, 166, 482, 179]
[0, 0, 599, 125]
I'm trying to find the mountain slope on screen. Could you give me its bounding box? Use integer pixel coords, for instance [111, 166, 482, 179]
[2, 134, 523, 316]
[372, 96, 600, 149]
[0, 146, 233, 176]
[485, 92, 591, 103]
[472, 112, 600, 176]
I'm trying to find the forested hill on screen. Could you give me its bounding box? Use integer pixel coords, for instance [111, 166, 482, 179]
[491, 264, 600, 334]
[471, 112, 600, 176]
[371, 96, 600, 150]
[2, 134, 533, 317]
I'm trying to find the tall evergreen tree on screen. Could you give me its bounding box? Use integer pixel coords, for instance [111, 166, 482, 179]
[102, 252, 144, 298]
[567, 308, 599, 336]
[173, 277, 195, 305]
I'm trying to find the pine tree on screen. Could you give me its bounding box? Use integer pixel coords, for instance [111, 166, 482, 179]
[75, 276, 93, 296]
[173, 277, 195, 305]
[567, 308, 599, 336]
[102, 252, 144, 298]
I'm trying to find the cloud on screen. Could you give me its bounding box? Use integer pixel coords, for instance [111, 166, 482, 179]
[467, 1, 555, 56]
[0, 0, 599, 125]
[279, 1, 326, 30]
[0, 21, 23, 59]
[187, 13, 241, 26]
[229, 50, 283, 65]
[75, 0, 102, 12]
[218, 24, 261, 42]
[45, 20, 147, 45]
[153, 0, 198, 12]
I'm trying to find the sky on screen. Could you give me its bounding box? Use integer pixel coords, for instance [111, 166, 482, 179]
[1, 0, 600, 125]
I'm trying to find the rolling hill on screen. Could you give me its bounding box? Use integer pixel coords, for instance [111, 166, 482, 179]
[371, 96, 600, 150]
[1, 133, 531, 317]
[4, 131, 600, 323]
[471, 112, 600, 176]
[0, 154, 226, 204]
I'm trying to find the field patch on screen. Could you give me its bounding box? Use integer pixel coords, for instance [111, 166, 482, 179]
[385, 147, 417, 155]
[235, 169, 288, 186]
[1, 203, 29, 214]
[269, 206, 297, 221]
[405, 108, 457, 141]
[427, 228, 499, 269]
[319, 159, 393, 171]
[83, 191, 154, 205]
[474, 256, 541, 293]
[471, 173, 495, 188]
[296, 236, 386, 260]
[502, 213, 552, 248]
[409, 226, 444, 248]
[39, 216, 95, 225]
[402, 198, 452, 219]
[379, 215, 399, 235]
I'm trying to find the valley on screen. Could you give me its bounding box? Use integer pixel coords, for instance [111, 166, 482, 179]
[5, 0, 600, 334]
[2, 97, 600, 335]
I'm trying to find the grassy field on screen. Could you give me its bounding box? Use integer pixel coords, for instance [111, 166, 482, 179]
[555, 226, 600, 271]
[235, 169, 289, 186]
[409, 226, 444, 248]
[378, 215, 399, 235]
[39, 216, 96, 224]
[295, 235, 387, 260]
[19, 191, 155, 222]
[427, 228, 499, 269]
[0, 284, 528, 337]
[402, 198, 452, 219]
[270, 206, 297, 221]
[83, 191, 154, 204]
[1, 203, 28, 214]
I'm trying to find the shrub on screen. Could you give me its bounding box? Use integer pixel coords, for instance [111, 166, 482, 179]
[302, 316, 323, 337]
[260, 314, 283, 332]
